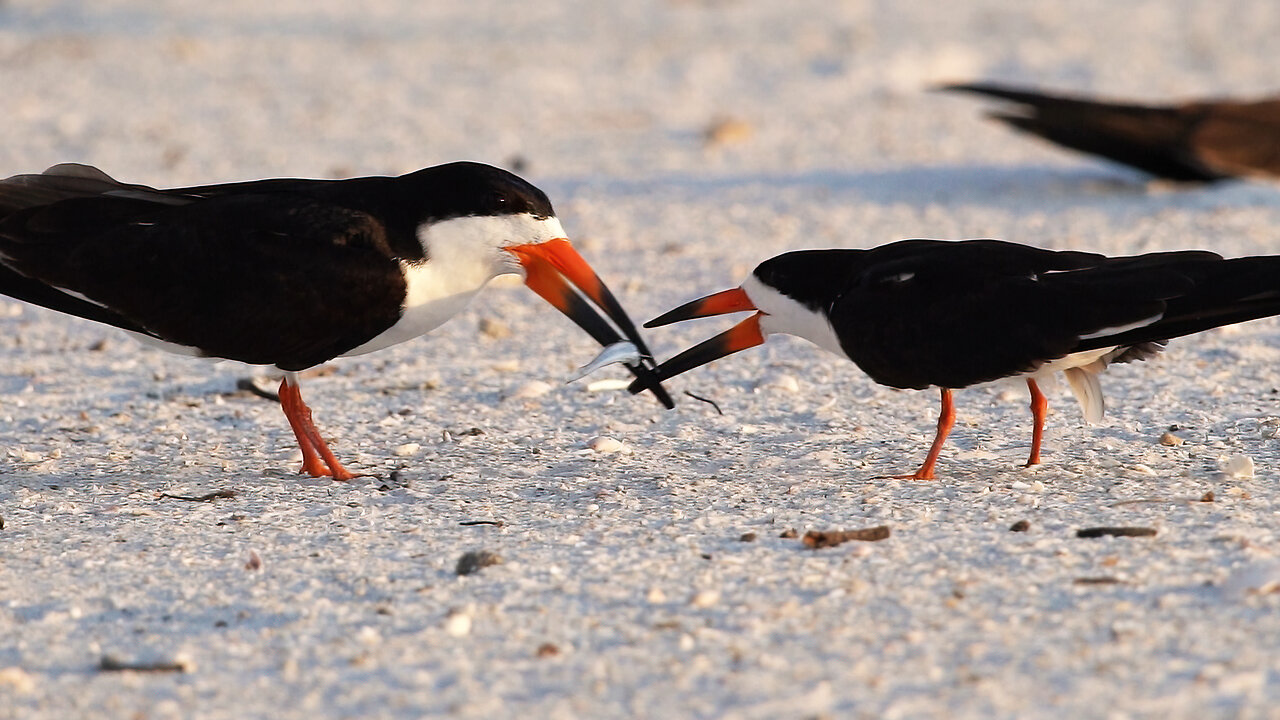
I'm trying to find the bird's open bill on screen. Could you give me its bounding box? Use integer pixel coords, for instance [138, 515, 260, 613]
[626, 287, 766, 393]
[506, 238, 673, 409]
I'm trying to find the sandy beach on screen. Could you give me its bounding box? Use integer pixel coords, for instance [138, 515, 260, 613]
[2, 1, 1280, 717]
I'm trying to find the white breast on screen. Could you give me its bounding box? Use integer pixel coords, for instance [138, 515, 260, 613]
[343, 213, 566, 357]
[743, 274, 847, 357]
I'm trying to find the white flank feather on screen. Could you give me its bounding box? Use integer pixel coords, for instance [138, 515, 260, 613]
[1063, 366, 1105, 423]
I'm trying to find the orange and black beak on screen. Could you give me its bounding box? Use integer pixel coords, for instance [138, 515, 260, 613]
[506, 238, 673, 409]
[627, 287, 767, 394]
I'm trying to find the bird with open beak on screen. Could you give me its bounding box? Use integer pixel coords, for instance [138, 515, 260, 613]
[632, 239, 1280, 479]
[0, 161, 671, 479]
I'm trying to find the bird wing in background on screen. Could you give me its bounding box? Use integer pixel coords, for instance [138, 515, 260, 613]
[941, 82, 1280, 181]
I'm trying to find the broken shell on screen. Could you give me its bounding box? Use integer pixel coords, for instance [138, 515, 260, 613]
[1225, 454, 1255, 479]
[444, 609, 472, 637]
[754, 371, 800, 393]
[588, 436, 626, 454]
[510, 380, 552, 399]
[394, 442, 421, 457]
[690, 589, 720, 608]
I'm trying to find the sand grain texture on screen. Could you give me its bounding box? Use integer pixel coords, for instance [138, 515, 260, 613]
[2, 1, 1280, 717]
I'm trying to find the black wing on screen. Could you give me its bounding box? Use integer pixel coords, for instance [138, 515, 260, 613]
[0, 165, 406, 370]
[1073, 253, 1280, 353]
[0, 165, 178, 338]
[940, 82, 1280, 181]
[822, 240, 1227, 389]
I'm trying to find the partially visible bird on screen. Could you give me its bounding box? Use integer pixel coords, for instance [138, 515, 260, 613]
[632, 239, 1280, 478]
[940, 82, 1280, 181]
[0, 161, 672, 479]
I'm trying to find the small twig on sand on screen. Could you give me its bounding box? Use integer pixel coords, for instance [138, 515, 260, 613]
[159, 490, 237, 502]
[1076, 526, 1157, 539]
[99, 655, 191, 673]
[802, 526, 891, 548]
[683, 390, 723, 415]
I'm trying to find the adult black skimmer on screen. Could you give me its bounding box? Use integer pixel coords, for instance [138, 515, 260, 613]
[631, 239, 1280, 479]
[940, 82, 1280, 181]
[0, 161, 672, 480]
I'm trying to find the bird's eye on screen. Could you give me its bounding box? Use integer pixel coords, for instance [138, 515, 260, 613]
[488, 191, 509, 208]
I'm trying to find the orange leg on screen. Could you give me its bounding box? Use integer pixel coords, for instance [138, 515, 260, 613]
[1025, 378, 1047, 467]
[277, 376, 361, 481]
[889, 387, 955, 480]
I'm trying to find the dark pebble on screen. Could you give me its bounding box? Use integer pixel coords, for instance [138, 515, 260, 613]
[456, 550, 503, 576]
[1009, 520, 1030, 532]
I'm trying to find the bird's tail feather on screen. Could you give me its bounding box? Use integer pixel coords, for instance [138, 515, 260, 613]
[0, 165, 160, 337]
[1077, 255, 1280, 351]
[940, 82, 1221, 181]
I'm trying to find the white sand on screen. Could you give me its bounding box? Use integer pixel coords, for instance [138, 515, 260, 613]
[3, 1, 1280, 717]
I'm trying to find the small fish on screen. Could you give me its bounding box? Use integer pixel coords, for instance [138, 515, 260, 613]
[567, 341, 643, 383]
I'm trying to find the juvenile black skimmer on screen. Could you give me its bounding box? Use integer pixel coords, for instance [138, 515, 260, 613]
[632, 239, 1280, 479]
[941, 82, 1280, 181]
[0, 162, 672, 480]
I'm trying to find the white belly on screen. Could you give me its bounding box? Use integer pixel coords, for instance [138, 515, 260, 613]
[343, 257, 496, 357]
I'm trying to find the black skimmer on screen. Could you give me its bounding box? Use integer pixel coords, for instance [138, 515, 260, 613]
[631, 239, 1280, 479]
[0, 162, 672, 480]
[940, 82, 1280, 181]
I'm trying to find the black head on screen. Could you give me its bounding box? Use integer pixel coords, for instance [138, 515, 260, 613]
[752, 249, 865, 313]
[398, 162, 556, 224]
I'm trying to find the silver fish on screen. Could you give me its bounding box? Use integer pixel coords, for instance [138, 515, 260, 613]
[566, 341, 643, 383]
